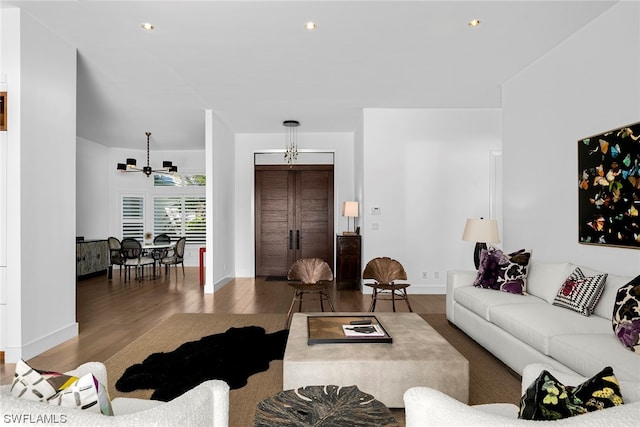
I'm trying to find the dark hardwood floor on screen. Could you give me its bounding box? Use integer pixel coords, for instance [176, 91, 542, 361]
[1, 267, 446, 384]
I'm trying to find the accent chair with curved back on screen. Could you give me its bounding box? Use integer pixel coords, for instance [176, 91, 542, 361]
[363, 257, 413, 312]
[161, 236, 186, 280]
[120, 238, 155, 282]
[286, 257, 335, 327]
[107, 236, 124, 280]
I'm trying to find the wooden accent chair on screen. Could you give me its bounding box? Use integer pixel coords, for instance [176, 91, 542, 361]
[362, 257, 413, 312]
[286, 258, 335, 327]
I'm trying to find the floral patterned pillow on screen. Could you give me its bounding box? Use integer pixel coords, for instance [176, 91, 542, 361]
[519, 367, 624, 420]
[473, 248, 532, 294]
[612, 274, 640, 353]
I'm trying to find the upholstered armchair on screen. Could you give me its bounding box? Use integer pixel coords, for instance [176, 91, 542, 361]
[0, 362, 230, 426]
[404, 363, 640, 426]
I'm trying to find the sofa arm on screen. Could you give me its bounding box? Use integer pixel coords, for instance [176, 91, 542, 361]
[404, 387, 518, 426]
[112, 379, 230, 426]
[446, 270, 477, 322]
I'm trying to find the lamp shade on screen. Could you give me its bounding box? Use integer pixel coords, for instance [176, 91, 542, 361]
[462, 218, 500, 243]
[342, 201, 359, 217]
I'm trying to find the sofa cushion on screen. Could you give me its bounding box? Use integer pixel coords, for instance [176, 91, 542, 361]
[519, 367, 623, 420]
[549, 334, 640, 382]
[473, 248, 532, 294]
[612, 274, 640, 353]
[592, 272, 633, 320]
[455, 286, 544, 322]
[552, 267, 606, 316]
[489, 303, 612, 355]
[526, 262, 575, 303]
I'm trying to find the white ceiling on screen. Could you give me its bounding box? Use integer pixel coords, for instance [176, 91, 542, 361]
[3, 0, 617, 150]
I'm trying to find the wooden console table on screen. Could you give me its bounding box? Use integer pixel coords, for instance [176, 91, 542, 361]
[336, 234, 361, 290]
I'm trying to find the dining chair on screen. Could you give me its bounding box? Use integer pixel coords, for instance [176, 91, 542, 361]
[121, 238, 155, 282]
[362, 257, 413, 312]
[161, 236, 186, 280]
[151, 234, 171, 276]
[286, 257, 335, 328]
[107, 236, 124, 280]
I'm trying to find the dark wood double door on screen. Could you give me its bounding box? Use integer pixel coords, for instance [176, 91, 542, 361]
[255, 165, 334, 276]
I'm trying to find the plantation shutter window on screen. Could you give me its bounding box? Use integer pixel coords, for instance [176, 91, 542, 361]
[122, 196, 144, 241]
[154, 197, 206, 245]
[184, 197, 206, 245]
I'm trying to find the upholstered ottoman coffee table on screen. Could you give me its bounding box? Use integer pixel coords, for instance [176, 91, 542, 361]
[283, 312, 469, 408]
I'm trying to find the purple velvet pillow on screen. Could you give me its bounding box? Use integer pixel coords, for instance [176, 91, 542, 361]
[473, 248, 532, 294]
[473, 248, 502, 290]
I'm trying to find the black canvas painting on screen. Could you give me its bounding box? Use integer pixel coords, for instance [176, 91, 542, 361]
[578, 121, 640, 249]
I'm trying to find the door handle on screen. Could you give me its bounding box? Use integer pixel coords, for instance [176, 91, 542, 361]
[289, 230, 293, 250]
[296, 230, 300, 250]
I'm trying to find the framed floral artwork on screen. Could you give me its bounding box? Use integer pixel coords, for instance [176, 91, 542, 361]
[578, 121, 640, 248]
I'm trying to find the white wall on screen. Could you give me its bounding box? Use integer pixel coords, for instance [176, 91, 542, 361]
[502, 1, 640, 276]
[205, 111, 235, 292]
[234, 132, 354, 276]
[362, 109, 502, 293]
[77, 137, 109, 239]
[2, 9, 78, 362]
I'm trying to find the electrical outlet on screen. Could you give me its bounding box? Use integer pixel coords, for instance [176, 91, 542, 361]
[422, 272, 428, 279]
[434, 271, 440, 279]
[372, 223, 379, 230]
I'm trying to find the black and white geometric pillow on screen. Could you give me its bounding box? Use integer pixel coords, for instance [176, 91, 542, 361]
[553, 267, 607, 316]
[48, 373, 113, 416]
[10, 359, 60, 401]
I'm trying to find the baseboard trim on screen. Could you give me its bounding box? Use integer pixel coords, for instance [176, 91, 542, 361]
[4, 322, 78, 363]
[204, 276, 234, 294]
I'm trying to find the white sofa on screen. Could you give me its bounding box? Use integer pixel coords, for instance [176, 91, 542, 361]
[404, 363, 640, 426]
[0, 362, 230, 426]
[446, 261, 639, 382]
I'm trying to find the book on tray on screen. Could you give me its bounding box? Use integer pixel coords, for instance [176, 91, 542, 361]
[342, 324, 386, 337]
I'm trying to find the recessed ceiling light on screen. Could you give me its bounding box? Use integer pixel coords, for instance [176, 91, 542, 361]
[304, 21, 317, 30]
[141, 22, 155, 31]
[468, 19, 481, 27]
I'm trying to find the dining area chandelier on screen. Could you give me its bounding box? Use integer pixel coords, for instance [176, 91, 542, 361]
[283, 120, 300, 165]
[117, 132, 178, 177]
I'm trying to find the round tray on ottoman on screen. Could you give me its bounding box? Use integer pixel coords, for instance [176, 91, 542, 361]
[254, 385, 398, 426]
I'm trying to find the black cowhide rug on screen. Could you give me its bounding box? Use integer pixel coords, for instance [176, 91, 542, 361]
[115, 326, 289, 401]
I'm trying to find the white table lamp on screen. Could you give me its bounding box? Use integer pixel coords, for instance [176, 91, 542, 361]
[342, 201, 359, 235]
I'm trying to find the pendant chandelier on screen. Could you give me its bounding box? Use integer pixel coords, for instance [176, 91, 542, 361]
[117, 132, 178, 177]
[283, 120, 300, 165]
